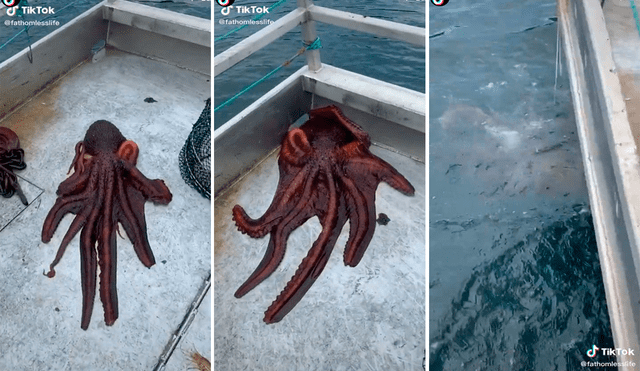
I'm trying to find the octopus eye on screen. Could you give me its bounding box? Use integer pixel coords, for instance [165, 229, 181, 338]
[117, 140, 139, 164]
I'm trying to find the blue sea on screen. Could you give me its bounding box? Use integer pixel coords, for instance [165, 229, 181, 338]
[429, 0, 613, 370]
[0, 0, 210, 64]
[213, 0, 426, 129]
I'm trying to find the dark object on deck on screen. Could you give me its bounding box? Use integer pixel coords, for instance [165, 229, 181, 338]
[377, 213, 391, 226]
[0, 127, 28, 205]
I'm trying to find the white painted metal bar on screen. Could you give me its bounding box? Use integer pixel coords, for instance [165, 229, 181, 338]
[297, 0, 321, 72]
[0, 1, 107, 119]
[308, 5, 425, 48]
[559, 0, 640, 361]
[103, 0, 210, 47]
[302, 64, 424, 132]
[214, 8, 305, 77]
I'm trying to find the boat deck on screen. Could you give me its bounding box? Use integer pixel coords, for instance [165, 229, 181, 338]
[0, 49, 210, 370]
[604, 0, 640, 149]
[214, 144, 425, 370]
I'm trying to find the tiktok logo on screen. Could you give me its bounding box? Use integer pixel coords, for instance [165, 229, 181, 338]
[587, 345, 600, 358]
[2, 0, 20, 7]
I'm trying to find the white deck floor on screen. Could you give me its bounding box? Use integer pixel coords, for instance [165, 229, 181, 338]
[0, 49, 210, 370]
[604, 0, 640, 149]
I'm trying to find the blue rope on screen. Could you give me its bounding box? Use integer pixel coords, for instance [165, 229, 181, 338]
[215, 0, 289, 42]
[214, 37, 322, 113]
[631, 0, 640, 39]
[0, 27, 27, 52]
[0, 0, 81, 61]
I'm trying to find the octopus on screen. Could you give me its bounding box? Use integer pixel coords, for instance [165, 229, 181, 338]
[42, 120, 172, 330]
[232, 105, 415, 323]
[0, 127, 28, 205]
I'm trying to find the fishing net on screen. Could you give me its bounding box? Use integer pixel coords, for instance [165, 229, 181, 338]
[179, 98, 211, 199]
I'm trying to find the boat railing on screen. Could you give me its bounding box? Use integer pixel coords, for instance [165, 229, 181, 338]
[0, 0, 210, 121]
[214, 0, 425, 75]
[213, 0, 426, 197]
[559, 0, 640, 361]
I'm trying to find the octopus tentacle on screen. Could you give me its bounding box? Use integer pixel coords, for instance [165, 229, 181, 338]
[232, 164, 312, 238]
[78, 161, 107, 330]
[346, 156, 415, 195]
[263, 164, 346, 324]
[233, 128, 315, 236]
[68, 142, 86, 175]
[42, 165, 100, 243]
[56, 164, 93, 196]
[123, 163, 172, 204]
[235, 166, 321, 298]
[338, 174, 377, 267]
[42, 198, 88, 243]
[43, 205, 92, 277]
[116, 171, 155, 268]
[98, 165, 118, 326]
[79, 223, 98, 330]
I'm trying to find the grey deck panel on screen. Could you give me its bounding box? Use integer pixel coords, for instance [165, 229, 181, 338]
[214, 145, 425, 370]
[0, 49, 210, 370]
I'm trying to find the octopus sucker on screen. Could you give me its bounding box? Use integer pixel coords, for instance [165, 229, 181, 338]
[232, 105, 415, 323]
[42, 120, 172, 329]
[0, 127, 28, 205]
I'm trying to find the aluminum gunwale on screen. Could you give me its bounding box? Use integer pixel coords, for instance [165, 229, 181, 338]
[559, 0, 640, 359]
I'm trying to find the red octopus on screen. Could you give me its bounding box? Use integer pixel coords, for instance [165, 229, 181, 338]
[42, 120, 172, 330]
[232, 105, 415, 323]
[0, 127, 27, 205]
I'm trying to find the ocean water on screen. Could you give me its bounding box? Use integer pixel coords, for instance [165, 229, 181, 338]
[0, 0, 210, 64]
[429, 1, 613, 369]
[213, 0, 426, 129]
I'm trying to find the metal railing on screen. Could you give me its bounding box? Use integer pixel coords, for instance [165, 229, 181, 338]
[214, 0, 425, 77]
[213, 0, 425, 197]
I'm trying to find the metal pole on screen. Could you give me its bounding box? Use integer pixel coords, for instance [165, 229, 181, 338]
[297, 0, 321, 72]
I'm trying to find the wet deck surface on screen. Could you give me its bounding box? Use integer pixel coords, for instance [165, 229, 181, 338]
[0, 49, 210, 370]
[214, 146, 425, 370]
[604, 0, 640, 149]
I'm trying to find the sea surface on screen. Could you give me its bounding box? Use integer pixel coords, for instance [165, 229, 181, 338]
[213, 0, 426, 129]
[429, 1, 613, 370]
[0, 0, 210, 64]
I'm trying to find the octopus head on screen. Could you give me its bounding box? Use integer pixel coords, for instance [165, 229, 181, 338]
[83, 120, 139, 165]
